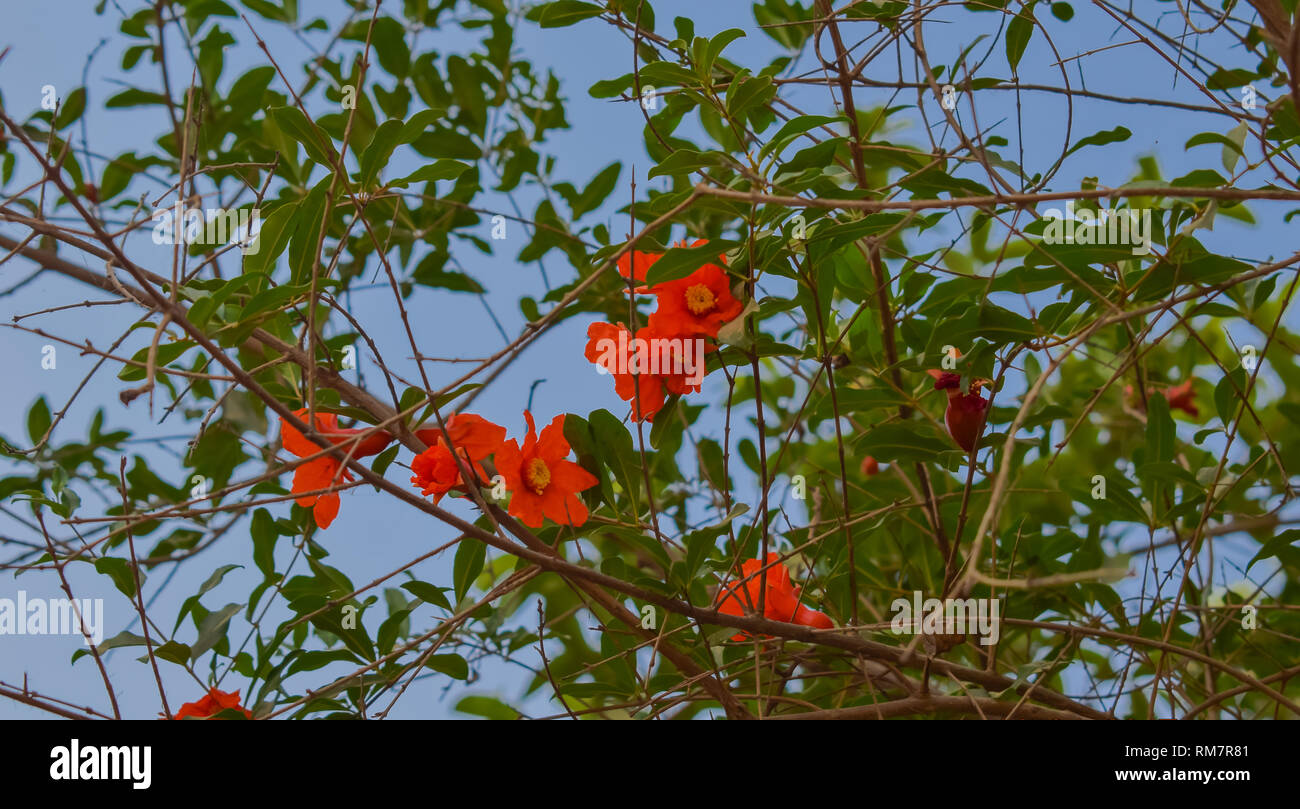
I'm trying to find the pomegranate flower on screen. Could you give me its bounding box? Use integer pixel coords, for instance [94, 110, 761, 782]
[647, 254, 744, 340]
[410, 413, 508, 503]
[585, 322, 667, 422]
[716, 553, 834, 641]
[1127, 379, 1199, 419]
[584, 322, 705, 422]
[616, 249, 660, 293]
[929, 371, 989, 454]
[496, 412, 599, 528]
[1162, 379, 1199, 417]
[280, 409, 393, 530]
[173, 688, 252, 720]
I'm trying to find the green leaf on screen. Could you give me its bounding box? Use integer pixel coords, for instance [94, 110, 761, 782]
[453, 539, 487, 602]
[105, 88, 169, 109]
[359, 118, 403, 187]
[243, 201, 298, 275]
[1066, 126, 1131, 157]
[726, 74, 775, 120]
[72, 630, 147, 664]
[412, 259, 485, 293]
[1222, 121, 1248, 173]
[401, 580, 452, 611]
[1143, 393, 1174, 516]
[940, 302, 1039, 347]
[589, 409, 639, 512]
[759, 114, 840, 160]
[456, 695, 521, 719]
[377, 606, 413, 654]
[1278, 402, 1300, 426]
[267, 106, 335, 167]
[1206, 68, 1257, 90]
[153, 640, 192, 666]
[190, 602, 241, 660]
[854, 423, 954, 462]
[1214, 368, 1248, 426]
[388, 159, 470, 189]
[643, 239, 740, 285]
[251, 508, 278, 580]
[526, 0, 604, 27]
[572, 161, 621, 218]
[26, 397, 51, 445]
[118, 340, 193, 381]
[699, 29, 746, 78]
[53, 87, 87, 129]
[371, 443, 401, 477]
[646, 149, 729, 179]
[1247, 529, 1300, 571]
[1135, 461, 1201, 488]
[1145, 392, 1174, 464]
[682, 505, 747, 582]
[425, 654, 470, 680]
[1098, 474, 1150, 525]
[370, 16, 411, 77]
[397, 108, 444, 143]
[1006, 1, 1037, 72]
[95, 557, 142, 599]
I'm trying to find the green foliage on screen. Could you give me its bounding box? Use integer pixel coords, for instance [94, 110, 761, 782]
[1, 0, 1298, 722]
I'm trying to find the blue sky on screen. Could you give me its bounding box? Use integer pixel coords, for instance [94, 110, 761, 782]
[0, 1, 1294, 719]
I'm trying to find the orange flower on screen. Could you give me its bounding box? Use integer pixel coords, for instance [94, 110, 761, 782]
[496, 412, 599, 528]
[414, 413, 509, 458]
[716, 553, 834, 641]
[584, 322, 706, 422]
[647, 256, 744, 340]
[860, 456, 880, 476]
[173, 687, 252, 720]
[410, 413, 507, 502]
[929, 371, 989, 453]
[585, 322, 666, 421]
[280, 409, 393, 530]
[616, 249, 660, 293]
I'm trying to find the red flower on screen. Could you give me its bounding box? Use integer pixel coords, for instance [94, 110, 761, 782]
[860, 456, 880, 476]
[1124, 379, 1200, 419]
[584, 322, 705, 422]
[1160, 379, 1199, 418]
[496, 412, 599, 528]
[410, 414, 508, 503]
[414, 413, 508, 458]
[645, 241, 744, 340]
[929, 371, 989, 453]
[647, 265, 744, 340]
[585, 322, 667, 422]
[716, 553, 834, 641]
[173, 688, 252, 720]
[616, 249, 660, 293]
[280, 409, 393, 530]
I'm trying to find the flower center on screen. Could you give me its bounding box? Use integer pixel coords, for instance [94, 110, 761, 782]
[684, 283, 716, 315]
[525, 457, 551, 495]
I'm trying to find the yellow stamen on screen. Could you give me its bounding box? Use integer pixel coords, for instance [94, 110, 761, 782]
[525, 457, 551, 495]
[684, 283, 716, 315]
